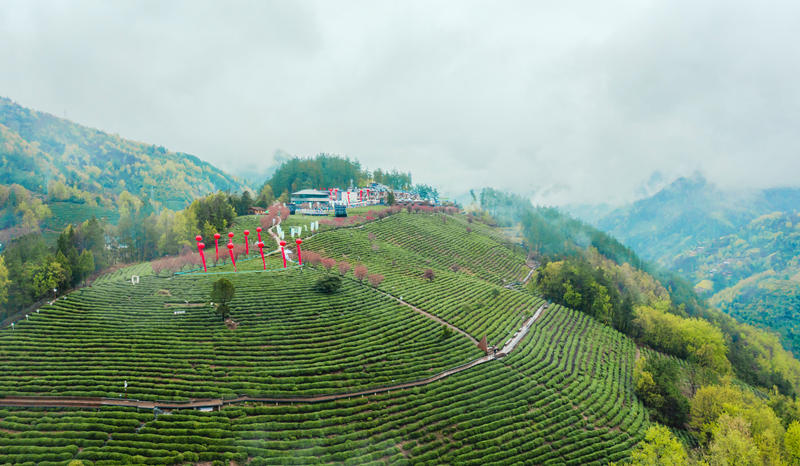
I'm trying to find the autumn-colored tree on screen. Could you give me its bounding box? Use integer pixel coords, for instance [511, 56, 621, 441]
[423, 268, 435, 282]
[322, 258, 336, 272]
[368, 274, 384, 288]
[354, 265, 368, 282]
[338, 261, 352, 276]
[304, 251, 322, 265]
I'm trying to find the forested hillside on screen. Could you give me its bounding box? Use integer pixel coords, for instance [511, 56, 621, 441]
[0, 97, 248, 234]
[677, 211, 800, 354]
[480, 188, 800, 397]
[582, 174, 800, 359]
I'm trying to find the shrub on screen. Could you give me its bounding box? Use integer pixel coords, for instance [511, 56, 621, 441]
[211, 278, 235, 321]
[440, 325, 453, 340]
[313, 275, 342, 294]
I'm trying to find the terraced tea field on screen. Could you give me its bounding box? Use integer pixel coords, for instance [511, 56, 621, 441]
[1, 210, 653, 464]
[0, 303, 647, 464]
[305, 212, 540, 345]
[0, 264, 480, 400]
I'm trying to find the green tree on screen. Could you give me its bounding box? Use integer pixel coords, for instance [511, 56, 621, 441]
[314, 275, 342, 294]
[81, 216, 107, 270]
[785, 421, 800, 460]
[236, 190, 253, 215]
[707, 414, 762, 465]
[277, 190, 289, 204]
[77, 249, 95, 284]
[0, 256, 9, 307]
[54, 251, 73, 288]
[629, 425, 688, 465]
[563, 281, 582, 309]
[266, 154, 367, 195]
[635, 356, 689, 427]
[31, 259, 67, 298]
[256, 184, 275, 207]
[211, 278, 235, 321]
[191, 192, 235, 232]
[691, 382, 786, 461]
[386, 191, 396, 206]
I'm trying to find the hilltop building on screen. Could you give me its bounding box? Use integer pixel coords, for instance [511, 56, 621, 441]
[290, 189, 331, 208]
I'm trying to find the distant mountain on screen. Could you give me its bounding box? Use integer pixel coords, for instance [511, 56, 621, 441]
[595, 173, 800, 264]
[0, 97, 248, 212]
[587, 174, 800, 354]
[677, 211, 800, 354]
[232, 149, 292, 188]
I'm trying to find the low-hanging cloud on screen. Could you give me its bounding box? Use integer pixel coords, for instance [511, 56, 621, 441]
[1, 0, 798, 205]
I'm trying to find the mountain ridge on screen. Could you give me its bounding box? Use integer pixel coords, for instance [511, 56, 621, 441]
[0, 96, 248, 211]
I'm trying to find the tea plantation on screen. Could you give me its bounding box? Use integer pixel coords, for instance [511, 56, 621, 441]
[0, 210, 651, 464]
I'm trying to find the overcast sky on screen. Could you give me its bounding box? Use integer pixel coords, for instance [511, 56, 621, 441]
[2, 0, 799, 204]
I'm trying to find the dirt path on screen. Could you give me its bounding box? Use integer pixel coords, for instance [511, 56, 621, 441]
[381, 291, 479, 346]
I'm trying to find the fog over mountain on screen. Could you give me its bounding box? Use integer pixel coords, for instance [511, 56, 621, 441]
[2, 0, 799, 204]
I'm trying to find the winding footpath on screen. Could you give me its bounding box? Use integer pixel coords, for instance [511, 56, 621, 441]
[382, 291, 480, 346]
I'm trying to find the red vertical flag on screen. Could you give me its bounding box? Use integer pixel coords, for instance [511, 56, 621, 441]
[295, 238, 303, 265]
[197, 242, 207, 272]
[257, 241, 266, 270]
[227, 242, 237, 272]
